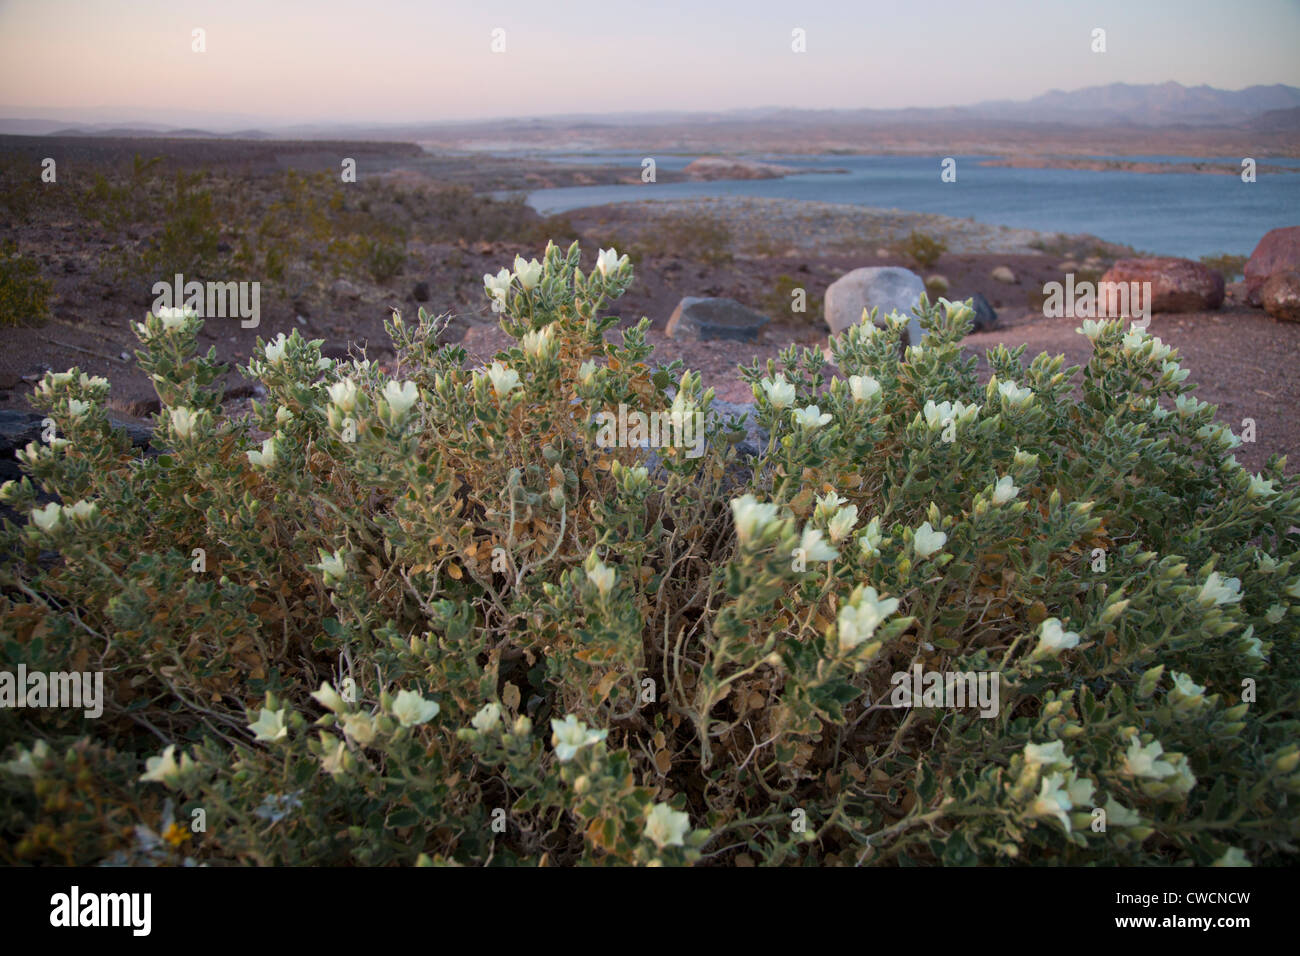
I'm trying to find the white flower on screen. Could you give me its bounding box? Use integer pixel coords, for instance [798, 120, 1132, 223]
[991, 475, 1019, 505]
[595, 247, 629, 277]
[170, 406, 200, 438]
[341, 712, 377, 746]
[848, 374, 881, 403]
[139, 745, 194, 787]
[836, 586, 900, 654]
[760, 374, 796, 409]
[79, 373, 108, 389]
[484, 267, 512, 305]
[1170, 671, 1206, 706]
[67, 399, 90, 419]
[1103, 797, 1142, 828]
[66, 499, 97, 521]
[791, 404, 832, 429]
[1121, 327, 1148, 353]
[315, 549, 347, 586]
[997, 380, 1033, 409]
[585, 556, 616, 596]
[391, 690, 440, 727]
[813, 491, 848, 523]
[912, 521, 947, 560]
[1266, 604, 1286, 624]
[798, 526, 839, 563]
[486, 362, 520, 397]
[246, 436, 279, 470]
[1013, 448, 1039, 469]
[857, 517, 883, 558]
[906, 345, 924, 362]
[1023, 740, 1072, 771]
[1, 740, 50, 778]
[1031, 772, 1074, 830]
[827, 504, 859, 544]
[1076, 319, 1105, 341]
[327, 378, 359, 413]
[1288, 578, 1300, 600]
[264, 333, 288, 366]
[1212, 848, 1252, 867]
[1247, 474, 1277, 499]
[730, 494, 781, 545]
[513, 256, 543, 290]
[643, 803, 691, 849]
[275, 405, 294, 425]
[1032, 618, 1080, 658]
[1174, 394, 1204, 417]
[521, 324, 557, 359]
[31, 502, 63, 531]
[1064, 770, 1095, 808]
[249, 708, 288, 743]
[922, 399, 952, 431]
[156, 306, 192, 330]
[550, 715, 607, 762]
[1123, 735, 1176, 780]
[577, 360, 597, 386]
[311, 682, 346, 714]
[382, 380, 419, 420]
[319, 736, 348, 776]
[471, 703, 502, 733]
[1197, 571, 1243, 607]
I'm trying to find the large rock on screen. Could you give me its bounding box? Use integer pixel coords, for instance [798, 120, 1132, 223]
[1259, 270, 1300, 323]
[1100, 257, 1224, 313]
[824, 267, 925, 345]
[665, 297, 769, 342]
[0, 409, 152, 487]
[1245, 226, 1300, 306]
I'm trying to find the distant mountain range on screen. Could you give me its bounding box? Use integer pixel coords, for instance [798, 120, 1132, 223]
[3, 81, 1298, 139]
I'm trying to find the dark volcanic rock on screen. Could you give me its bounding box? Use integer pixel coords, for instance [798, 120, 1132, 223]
[666, 297, 770, 343]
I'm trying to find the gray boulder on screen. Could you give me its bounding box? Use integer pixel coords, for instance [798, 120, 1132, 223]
[824, 267, 925, 345]
[666, 297, 770, 342]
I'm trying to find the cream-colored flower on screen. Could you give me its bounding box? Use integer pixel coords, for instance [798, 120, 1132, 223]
[595, 247, 629, 277]
[798, 526, 839, 563]
[760, 374, 796, 410]
[1197, 571, 1242, 607]
[382, 380, 419, 420]
[1023, 740, 1072, 771]
[471, 702, 502, 733]
[1247, 474, 1277, 499]
[857, 516, 884, 559]
[263, 333, 289, 366]
[249, 708, 288, 743]
[67, 399, 90, 419]
[484, 267, 512, 305]
[791, 404, 832, 429]
[848, 374, 881, 403]
[912, 521, 947, 560]
[827, 504, 859, 544]
[1076, 319, 1106, 341]
[730, 494, 780, 545]
[521, 324, 557, 359]
[31, 502, 63, 531]
[991, 475, 1019, 505]
[391, 690, 440, 727]
[513, 256, 543, 290]
[139, 745, 195, 787]
[643, 802, 691, 849]
[170, 406, 200, 438]
[1123, 735, 1176, 780]
[341, 712, 377, 746]
[245, 436, 279, 470]
[585, 555, 616, 596]
[486, 362, 520, 397]
[311, 682, 346, 714]
[550, 715, 607, 762]
[836, 586, 900, 654]
[327, 378, 359, 413]
[997, 380, 1033, 409]
[1032, 618, 1080, 658]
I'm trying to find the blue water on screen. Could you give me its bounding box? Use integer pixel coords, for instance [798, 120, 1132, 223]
[519, 153, 1300, 259]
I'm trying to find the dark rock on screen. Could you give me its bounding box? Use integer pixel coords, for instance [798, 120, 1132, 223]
[1259, 270, 1300, 323]
[665, 297, 770, 343]
[412, 281, 431, 303]
[942, 293, 998, 332]
[1245, 226, 1300, 306]
[711, 400, 768, 459]
[62, 258, 77, 274]
[1100, 257, 1224, 312]
[0, 410, 153, 486]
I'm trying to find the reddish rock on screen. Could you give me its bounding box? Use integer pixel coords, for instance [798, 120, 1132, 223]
[1259, 270, 1300, 323]
[1100, 257, 1224, 313]
[1245, 226, 1300, 306]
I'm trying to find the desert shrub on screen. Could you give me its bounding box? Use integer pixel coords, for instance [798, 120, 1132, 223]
[899, 231, 947, 269]
[1200, 253, 1248, 283]
[0, 239, 52, 326]
[763, 273, 823, 321]
[2, 243, 1298, 867]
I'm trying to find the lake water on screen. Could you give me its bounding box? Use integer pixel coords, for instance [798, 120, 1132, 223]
[519, 153, 1300, 259]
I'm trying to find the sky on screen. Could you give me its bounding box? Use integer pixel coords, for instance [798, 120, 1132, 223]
[1, 0, 1299, 127]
